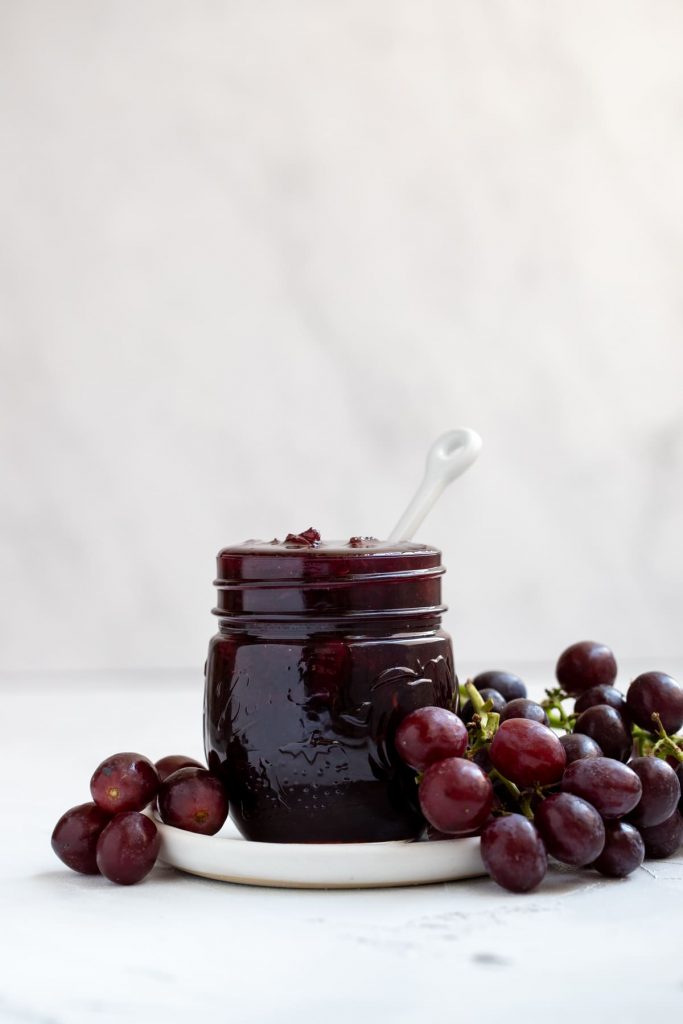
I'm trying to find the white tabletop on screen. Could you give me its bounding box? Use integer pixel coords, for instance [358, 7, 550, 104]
[2, 666, 682, 1023]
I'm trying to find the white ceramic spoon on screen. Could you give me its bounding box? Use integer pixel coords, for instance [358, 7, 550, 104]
[388, 427, 482, 543]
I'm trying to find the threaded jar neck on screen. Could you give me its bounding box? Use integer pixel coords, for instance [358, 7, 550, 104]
[212, 538, 447, 624]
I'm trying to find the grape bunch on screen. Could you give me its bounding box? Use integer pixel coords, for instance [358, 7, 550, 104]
[395, 642, 683, 893]
[51, 752, 228, 885]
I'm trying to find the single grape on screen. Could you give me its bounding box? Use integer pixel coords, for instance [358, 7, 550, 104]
[499, 699, 549, 726]
[460, 688, 506, 723]
[51, 802, 112, 875]
[95, 811, 160, 885]
[480, 815, 547, 893]
[574, 685, 630, 722]
[638, 810, 683, 859]
[625, 756, 681, 828]
[472, 671, 527, 702]
[562, 757, 642, 818]
[626, 672, 683, 734]
[90, 752, 159, 814]
[534, 792, 605, 866]
[573, 705, 632, 762]
[489, 719, 566, 788]
[394, 706, 468, 772]
[425, 821, 486, 840]
[678, 763, 683, 809]
[155, 754, 204, 784]
[158, 767, 229, 835]
[591, 821, 644, 878]
[556, 641, 617, 696]
[560, 733, 602, 764]
[418, 757, 493, 834]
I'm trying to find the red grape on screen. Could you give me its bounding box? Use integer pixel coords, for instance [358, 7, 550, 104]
[418, 758, 493, 834]
[96, 812, 160, 885]
[480, 815, 547, 892]
[499, 699, 549, 726]
[556, 641, 617, 696]
[425, 822, 486, 841]
[472, 671, 527, 702]
[489, 719, 566, 788]
[51, 802, 111, 875]
[573, 705, 632, 762]
[534, 792, 605, 866]
[638, 810, 683, 859]
[560, 733, 602, 764]
[394, 707, 468, 772]
[626, 672, 683, 734]
[562, 757, 642, 818]
[574, 685, 629, 722]
[626, 756, 681, 828]
[155, 754, 204, 784]
[158, 767, 229, 835]
[591, 821, 644, 878]
[90, 752, 159, 814]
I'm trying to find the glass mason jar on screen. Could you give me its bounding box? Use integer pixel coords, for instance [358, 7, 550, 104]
[203, 537, 457, 843]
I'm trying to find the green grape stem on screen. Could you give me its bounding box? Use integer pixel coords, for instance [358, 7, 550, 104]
[464, 682, 500, 742]
[465, 681, 486, 715]
[541, 687, 574, 732]
[649, 714, 683, 762]
[487, 769, 536, 821]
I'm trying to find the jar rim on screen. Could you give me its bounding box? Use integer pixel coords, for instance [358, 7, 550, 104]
[216, 540, 442, 585]
[213, 538, 445, 619]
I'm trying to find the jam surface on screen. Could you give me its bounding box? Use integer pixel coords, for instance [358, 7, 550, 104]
[204, 533, 456, 843]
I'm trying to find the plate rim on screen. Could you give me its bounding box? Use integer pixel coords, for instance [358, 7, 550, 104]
[151, 814, 485, 889]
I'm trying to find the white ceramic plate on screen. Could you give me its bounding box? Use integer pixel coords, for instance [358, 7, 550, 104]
[155, 816, 485, 889]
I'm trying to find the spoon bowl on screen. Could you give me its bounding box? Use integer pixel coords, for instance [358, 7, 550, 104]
[388, 428, 482, 543]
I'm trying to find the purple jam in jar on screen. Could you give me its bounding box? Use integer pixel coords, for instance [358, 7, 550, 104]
[203, 533, 456, 843]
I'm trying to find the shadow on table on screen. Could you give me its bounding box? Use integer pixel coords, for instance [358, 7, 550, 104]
[34, 859, 613, 914]
[32, 861, 184, 890]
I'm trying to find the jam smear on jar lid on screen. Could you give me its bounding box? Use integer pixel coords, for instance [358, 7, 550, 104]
[283, 528, 321, 547]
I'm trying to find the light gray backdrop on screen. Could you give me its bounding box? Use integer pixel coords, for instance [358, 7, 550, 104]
[1, 1, 682, 674]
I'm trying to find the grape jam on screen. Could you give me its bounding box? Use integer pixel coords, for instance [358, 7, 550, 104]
[204, 536, 456, 842]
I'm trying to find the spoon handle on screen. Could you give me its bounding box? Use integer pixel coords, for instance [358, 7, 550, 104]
[387, 428, 482, 543]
